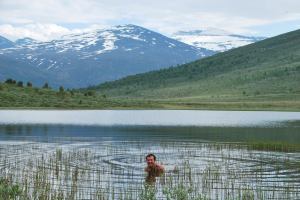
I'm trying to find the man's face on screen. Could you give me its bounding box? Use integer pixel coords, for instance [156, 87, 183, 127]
[146, 156, 155, 167]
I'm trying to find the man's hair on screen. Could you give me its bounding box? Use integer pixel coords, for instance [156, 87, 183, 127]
[146, 153, 156, 161]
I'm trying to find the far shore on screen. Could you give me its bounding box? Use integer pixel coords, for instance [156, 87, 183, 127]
[0, 101, 300, 112]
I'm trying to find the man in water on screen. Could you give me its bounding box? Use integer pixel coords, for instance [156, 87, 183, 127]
[145, 153, 165, 184]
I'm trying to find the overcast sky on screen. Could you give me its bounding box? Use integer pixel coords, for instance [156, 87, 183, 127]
[0, 0, 299, 41]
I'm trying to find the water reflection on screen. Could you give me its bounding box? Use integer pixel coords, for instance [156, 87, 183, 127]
[0, 124, 300, 144]
[1, 110, 300, 127]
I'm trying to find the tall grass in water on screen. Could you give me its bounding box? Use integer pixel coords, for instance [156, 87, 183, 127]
[0, 177, 22, 200]
[0, 142, 299, 200]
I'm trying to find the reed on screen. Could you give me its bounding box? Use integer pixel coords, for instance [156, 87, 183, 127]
[0, 140, 299, 200]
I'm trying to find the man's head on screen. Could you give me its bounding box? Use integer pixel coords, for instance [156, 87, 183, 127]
[146, 153, 156, 167]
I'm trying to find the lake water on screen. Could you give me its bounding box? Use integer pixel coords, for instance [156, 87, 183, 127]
[1, 110, 300, 126]
[0, 110, 300, 199]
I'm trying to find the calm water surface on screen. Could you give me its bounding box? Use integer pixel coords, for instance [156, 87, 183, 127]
[1, 110, 300, 126]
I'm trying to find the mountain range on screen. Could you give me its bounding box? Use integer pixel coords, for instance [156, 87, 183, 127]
[0, 36, 15, 49]
[0, 24, 214, 88]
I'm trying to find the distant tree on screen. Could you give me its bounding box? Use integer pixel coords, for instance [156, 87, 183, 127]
[84, 90, 95, 96]
[4, 79, 11, 84]
[59, 86, 64, 93]
[27, 82, 32, 87]
[17, 81, 23, 87]
[5, 78, 15, 84]
[43, 83, 49, 89]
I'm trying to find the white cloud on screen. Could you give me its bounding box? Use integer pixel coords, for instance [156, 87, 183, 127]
[140, 11, 270, 36]
[0, 0, 299, 40]
[0, 24, 70, 41]
[0, 23, 111, 41]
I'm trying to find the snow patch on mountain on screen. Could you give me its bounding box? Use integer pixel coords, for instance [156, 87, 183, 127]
[172, 28, 266, 52]
[95, 31, 118, 55]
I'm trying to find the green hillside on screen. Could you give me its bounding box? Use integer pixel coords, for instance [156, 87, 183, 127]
[1, 30, 300, 110]
[0, 81, 152, 109]
[90, 29, 300, 110]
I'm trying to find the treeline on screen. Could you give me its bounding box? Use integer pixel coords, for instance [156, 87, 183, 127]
[1, 78, 103, 97]
[4, 78, 56, 90]
[5, 78, 33, 88]
[0, 78, 113, 108]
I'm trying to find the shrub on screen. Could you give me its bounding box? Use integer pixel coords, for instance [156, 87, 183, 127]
[59, 86, 64, 93]
[84, 90, 95, 96]
[5, 78, 16, 84]
[27, 82, 32, 87]
[17, 81, 23, 87]
[43, 83, 49, 89]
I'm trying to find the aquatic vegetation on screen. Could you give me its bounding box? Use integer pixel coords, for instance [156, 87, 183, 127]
[246, 141, 300, 152]
[0, 139, 299, 199]
[0, 177, 22, 200]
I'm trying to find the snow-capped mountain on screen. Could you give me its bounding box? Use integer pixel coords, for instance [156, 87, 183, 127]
[172, 28, 266, 52]
[0, 36, 14, 49]
[15, 37, 39, 46]
[0, 24, 215, 88]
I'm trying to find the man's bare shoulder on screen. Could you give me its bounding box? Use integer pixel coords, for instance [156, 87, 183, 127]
[156, 163, 165, 172]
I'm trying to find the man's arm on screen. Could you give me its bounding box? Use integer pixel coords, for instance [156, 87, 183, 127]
[156, 163, 165, 173]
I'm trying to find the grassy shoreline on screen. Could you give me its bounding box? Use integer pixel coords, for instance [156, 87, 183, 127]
[1, 82, 299, 111]
[0, 102, 300, 111]
[1, 99, 300, 111]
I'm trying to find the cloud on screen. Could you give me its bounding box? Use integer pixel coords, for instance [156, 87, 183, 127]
[0, 23, 111, 41]
[0, 24, 70, 41]
[0, 0, 299, 40]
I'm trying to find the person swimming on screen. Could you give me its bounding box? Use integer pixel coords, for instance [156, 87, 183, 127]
[145, 153, 165, 184]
